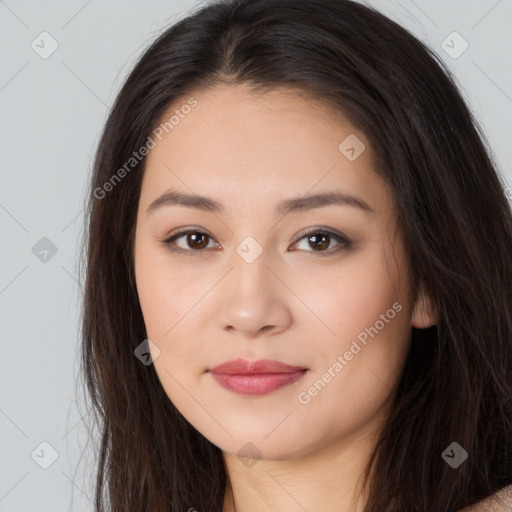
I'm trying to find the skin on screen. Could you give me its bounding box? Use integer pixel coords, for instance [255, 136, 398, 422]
[133, 83, 437, 512]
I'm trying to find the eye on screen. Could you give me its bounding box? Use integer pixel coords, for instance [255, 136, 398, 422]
[163, 229, 218, 256]
[291, 228, 352, 255]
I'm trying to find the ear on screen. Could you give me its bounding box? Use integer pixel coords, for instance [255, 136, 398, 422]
[411, 285, 437, 328]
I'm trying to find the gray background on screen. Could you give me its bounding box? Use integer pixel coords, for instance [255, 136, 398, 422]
[1, 0, 511, 510]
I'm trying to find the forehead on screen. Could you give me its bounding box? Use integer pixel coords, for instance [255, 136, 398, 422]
[139, 84, 392, 218]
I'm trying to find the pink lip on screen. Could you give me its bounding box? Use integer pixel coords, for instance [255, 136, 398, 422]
[208, 358, 308, 395]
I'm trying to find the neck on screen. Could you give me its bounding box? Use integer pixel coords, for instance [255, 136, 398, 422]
[221, 416, 384, 512]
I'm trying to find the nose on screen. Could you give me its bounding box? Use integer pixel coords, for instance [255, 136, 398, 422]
[216, 247, 293, 338]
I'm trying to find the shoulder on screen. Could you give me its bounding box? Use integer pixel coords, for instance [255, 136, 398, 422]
[458, 484, 512, 512]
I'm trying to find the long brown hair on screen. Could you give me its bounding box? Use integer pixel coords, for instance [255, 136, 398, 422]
[78, 0, 512, 510]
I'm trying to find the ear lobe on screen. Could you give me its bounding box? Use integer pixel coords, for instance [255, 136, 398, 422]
[412, 286, 438, 328]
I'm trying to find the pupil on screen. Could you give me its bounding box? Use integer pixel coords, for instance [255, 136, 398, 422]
[190, 233, 207, 249]
[310, 234, 329, 251]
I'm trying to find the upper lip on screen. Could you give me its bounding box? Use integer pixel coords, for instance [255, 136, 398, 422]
[209, 358, 307, 375]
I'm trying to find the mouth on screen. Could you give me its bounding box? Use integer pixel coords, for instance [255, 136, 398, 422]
[208, 358, 308, 396]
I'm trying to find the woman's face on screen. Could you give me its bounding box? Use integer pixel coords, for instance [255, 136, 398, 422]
[133, 84, 434, 460]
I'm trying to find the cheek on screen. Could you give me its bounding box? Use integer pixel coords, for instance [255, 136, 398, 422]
[134, 234, 213, 394]
[134, 232, 196, 338]
[298, 246, 406, 342]
[296, 245, 411, 401]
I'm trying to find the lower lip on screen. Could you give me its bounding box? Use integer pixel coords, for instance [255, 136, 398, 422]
[210, 371, 307, 395]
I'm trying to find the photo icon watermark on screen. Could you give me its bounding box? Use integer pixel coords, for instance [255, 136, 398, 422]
[441, 441, 468, 469]
[31, 31, 59, 59]
[134, 338, 161, 365]
[338, 134, 366, 161]
[32, 237, 58, 263]
[31, 441, 59, 469]
[441, 31, 469, 59]
[237, 441, 262, 468]
[236, 236, 263, 264]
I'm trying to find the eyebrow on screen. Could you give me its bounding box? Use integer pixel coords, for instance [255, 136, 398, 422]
[146, 189, 375, 216]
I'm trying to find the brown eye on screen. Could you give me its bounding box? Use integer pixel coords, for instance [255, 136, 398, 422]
[292, 229, 352, 255]
[183, 232, 210, 250]
[164, 230, 217, 255]
[306, 233, 331, 251]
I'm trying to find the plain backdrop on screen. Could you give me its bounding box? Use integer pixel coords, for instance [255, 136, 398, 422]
[1, 0, 511, 510]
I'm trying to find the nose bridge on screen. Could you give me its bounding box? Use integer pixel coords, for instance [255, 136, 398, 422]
[231, 234, 274, 296]
[216, 233, 291, 335]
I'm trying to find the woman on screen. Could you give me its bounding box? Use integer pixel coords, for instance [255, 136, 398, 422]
[79, 0, 512, 510]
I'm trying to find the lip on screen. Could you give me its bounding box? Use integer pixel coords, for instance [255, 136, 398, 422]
[208, 358, 308, 395]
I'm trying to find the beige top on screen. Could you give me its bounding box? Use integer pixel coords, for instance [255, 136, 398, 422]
[459, 484, 512, 512]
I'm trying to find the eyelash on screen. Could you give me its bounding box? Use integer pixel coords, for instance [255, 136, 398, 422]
[162, 227, 352, 257]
